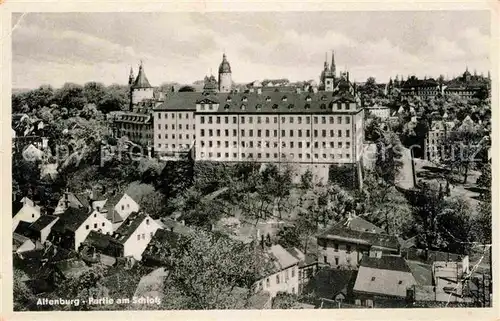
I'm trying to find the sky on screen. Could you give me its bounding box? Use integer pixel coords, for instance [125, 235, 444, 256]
[12, 11, 491, 89]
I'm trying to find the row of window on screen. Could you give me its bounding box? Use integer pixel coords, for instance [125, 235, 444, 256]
[258, 266, 297, 289]
[157, 133, 195, 140]
[200, 115, 352, 125]
[157, 112, 191, 119]
[200, 129, 351, 138]
[157, 124, 195, 130]
[199, 151, 351, 160]
[120, 123, 151, 130]
[199, 140, 352, 149]
[157, 143, 191, 150]
[136, 232, 154, 241]
[85, 222, 106, 230]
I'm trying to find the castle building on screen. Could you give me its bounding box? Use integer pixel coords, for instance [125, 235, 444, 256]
[153, 52, 365, 187]
[218, 53, 232, 93]
[108, 62, 163, 153]
[443, 67, 490, 99]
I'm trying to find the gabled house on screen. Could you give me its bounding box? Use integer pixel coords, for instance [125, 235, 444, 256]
[302, 268, 357, 304]
[317, 215, 399, 269]
[99, 192, 140, 229]
[353, 255, 417, 308]
[12, 197, 41, 231]
[28, 215, 60, 244]
[83, 212, 162, 261]
[13, 233, 37, 254]
[53, 192, 92, 215]
[286, 247, 319, 293]
[254, 244, 300, 298]
[49, 207, 113, 251]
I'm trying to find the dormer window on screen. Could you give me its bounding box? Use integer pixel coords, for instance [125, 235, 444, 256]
[398, 280, 403, 285]
[224, 104, 230, 111]
[256, 104, 262, 111]
[371, 277, 376, 281]
[265, 96, 271, 102]
[306, 96, 312, 102]
[272, 104, 278, 110]
[282, 96, 287, 102]
[320, 103, 326, 109]
[321, 95, 327, 101]
[227, 97, 232, 102]
[305, 103, 311, 110]
[288, 104, 294, 110]
[241, 104, 246, 111]
[242, 96, 248, 102]
[208, 104, 213, 111]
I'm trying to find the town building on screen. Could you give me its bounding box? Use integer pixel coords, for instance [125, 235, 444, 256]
[352, 255, 417, 308]
[287, 247, 319, 294]
[49, 207, 113, 251]
[82, 212, 162, 261]
[99, 191, 141, 229]
[444, 68, 490, 99]
[15, 215, 60, 245]
[365, 105, 391, 120]
[302, 268, 357, 305]
[218, 53, 232, 93]
[316, 214, 400, 269]
[12, 197, 42, 231]
[425, 118, 456, 162]
[400, 76, 442, 99]
[254, 244, 300, 298]
[319, 51, 338, 92]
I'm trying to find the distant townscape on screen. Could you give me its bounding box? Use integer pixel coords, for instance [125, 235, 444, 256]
[12, 49, 491, 310]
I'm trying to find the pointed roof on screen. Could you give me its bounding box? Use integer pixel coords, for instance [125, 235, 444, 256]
[330, 50, 336, 73]
[218, 53, 231, 73]
[132, 62, 152, 89]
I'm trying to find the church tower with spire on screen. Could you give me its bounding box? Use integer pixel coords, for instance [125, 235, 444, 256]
[130, 61, 154, 106]
[320, 51, 336, 92]
[218, 53, 232, 93]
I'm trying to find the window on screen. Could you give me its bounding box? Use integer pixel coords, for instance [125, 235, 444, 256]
[346, 130, 350, 137]
[281, 130, 285, 137]
[281, 117, 286, 124]
[298, 130, 302, 137]
[86, 225, 89, 230]
[329, 116, 334, 124]
[346, 245, 351, 253]
[314, 130, 318, 137]
[225, 141, 229, 148]
[346, 116, 351, 124]
[306, 130, 310, 137]
[398, 280, 403, 285]
[249, 129, 254, 137]
[265, 130, 270, 137]
[273, 130, 278, 137]
[346, 142, 351, 149]
[322, 116, 326, 124]
[233, 129, 237, 136]
[276, 275, 280, 284]
[314, 142, 319, 148]
[121, 205, 125, 211]
[94, 223, 97, 228]
[322, 130, 326, 137]
[225, 129, 229, 136]
[314, 116, 318, 124]
[241, 116, 245, 124]
[209, 129, 213, 136]
[289, 116, 294, 123]
[241, 129, 245, 137]
[249, 117, 253, 124]
[335, 257, 339, 265]
[290, 130, 294, 137]
[371, 277, 376, 281]
[306, 116, 310, 124]
[217, 152, 221, 158]
[208, 116, 213, 124]
[201, 129, 205, 137]
[292, 267, 295, 277]
[233, 116, 237, 124]
[265, 117, 270, 124]
[274, 117, 278, 124]
[334, 244, 339, 252]
[298, 142, 302, 148]
[324, 256, 328, 263]
[266, 278, 270, 287]
[257, 116, 262, 124]
[102, 222, 105, 227]
[137, 234, 141, 241]
[158, 113, 161, 119]
[298, 117, 302, 124]
[338, 142, 343, 149]
[290, 142, 294, 148]
[338, 130, 342, 137]
[225, 152, 229, 158]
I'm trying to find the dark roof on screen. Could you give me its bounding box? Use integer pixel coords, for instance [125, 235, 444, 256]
[334, 215, 385, 234]
[14, 221, 35, 238]
[218, 53, 231, 73]
[303, 269, 357, 299]
[132, 64, 152, 89]
[29, 215, 58, 231]
[83, 230, 121, 250]
[12, 201, 24, 217]
[359, 255, 411, 273]
[52, 207, 92, 233]
[317, 226, 399, 250]
[112, 212, 149, 244]
[401, 77, 439, 89]
[154, 91, 360, 113]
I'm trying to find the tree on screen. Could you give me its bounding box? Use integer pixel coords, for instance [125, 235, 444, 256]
[472, 199, 491, 245]
[276, 225, 302, 249]
[164, 230, 270, 309]
[79, 103, 99, 120]
[364, 115, 383, 142]
[83, 82, 106, 105]
[300, 169, 314, 190]
[375, 131, 404, 185]
[13, 268, 37, 311]
[99, 84, 128, 113]
[53, 83, 87, 112]
[272, 292, 298, 309]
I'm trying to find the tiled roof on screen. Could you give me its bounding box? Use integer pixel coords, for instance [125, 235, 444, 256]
[267, 244, 299, 273]
[14, 221, 35, 238]
[335, 215, 385, 234]
[154, 91, 359, 113]
[317, 226, 399, 250]
[111, 212, 149, 244]
[218, 53, 231, 73]
[83, 230, 120, 250]
[29, 215, 58, 232]
[354, 255, 416, 298]
[303, 269, 357, 299]
[52, 207, 91, 233]
[132, 64, 152, 89]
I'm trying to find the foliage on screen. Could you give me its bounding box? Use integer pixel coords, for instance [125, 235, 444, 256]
[375, 131, 404, 185]
[163, 230, 270, 309]
[13, 268, 37, 311]
[272, 292, 298, 309]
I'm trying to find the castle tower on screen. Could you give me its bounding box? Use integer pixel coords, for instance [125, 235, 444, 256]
[128, 67, 135, 110]
[218, 53, 232, 93]
[323, 51, 335, 92]
[131, 61, 154, 106]
[330, 50, 336, 76]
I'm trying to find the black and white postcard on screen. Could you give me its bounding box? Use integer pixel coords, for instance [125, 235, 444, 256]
[1, 2, 498, 321]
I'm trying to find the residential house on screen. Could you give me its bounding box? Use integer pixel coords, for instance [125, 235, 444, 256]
[83, 212, 162, 261]
[365, 105, 391, 120]
[53, 191, 92, 215]
[13, 233, 37, 254]
[286, 247, 319, 293]
[12, 197, 41, 231]
[49, 207, 113, 251]
[316, 215, 399, 269]
[302, 268, 357, 305]
[28, 215, 60, 244]
[352, 255, 417, 308]
[99, 191, 140, 229]
[255, 244, 300, 298]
